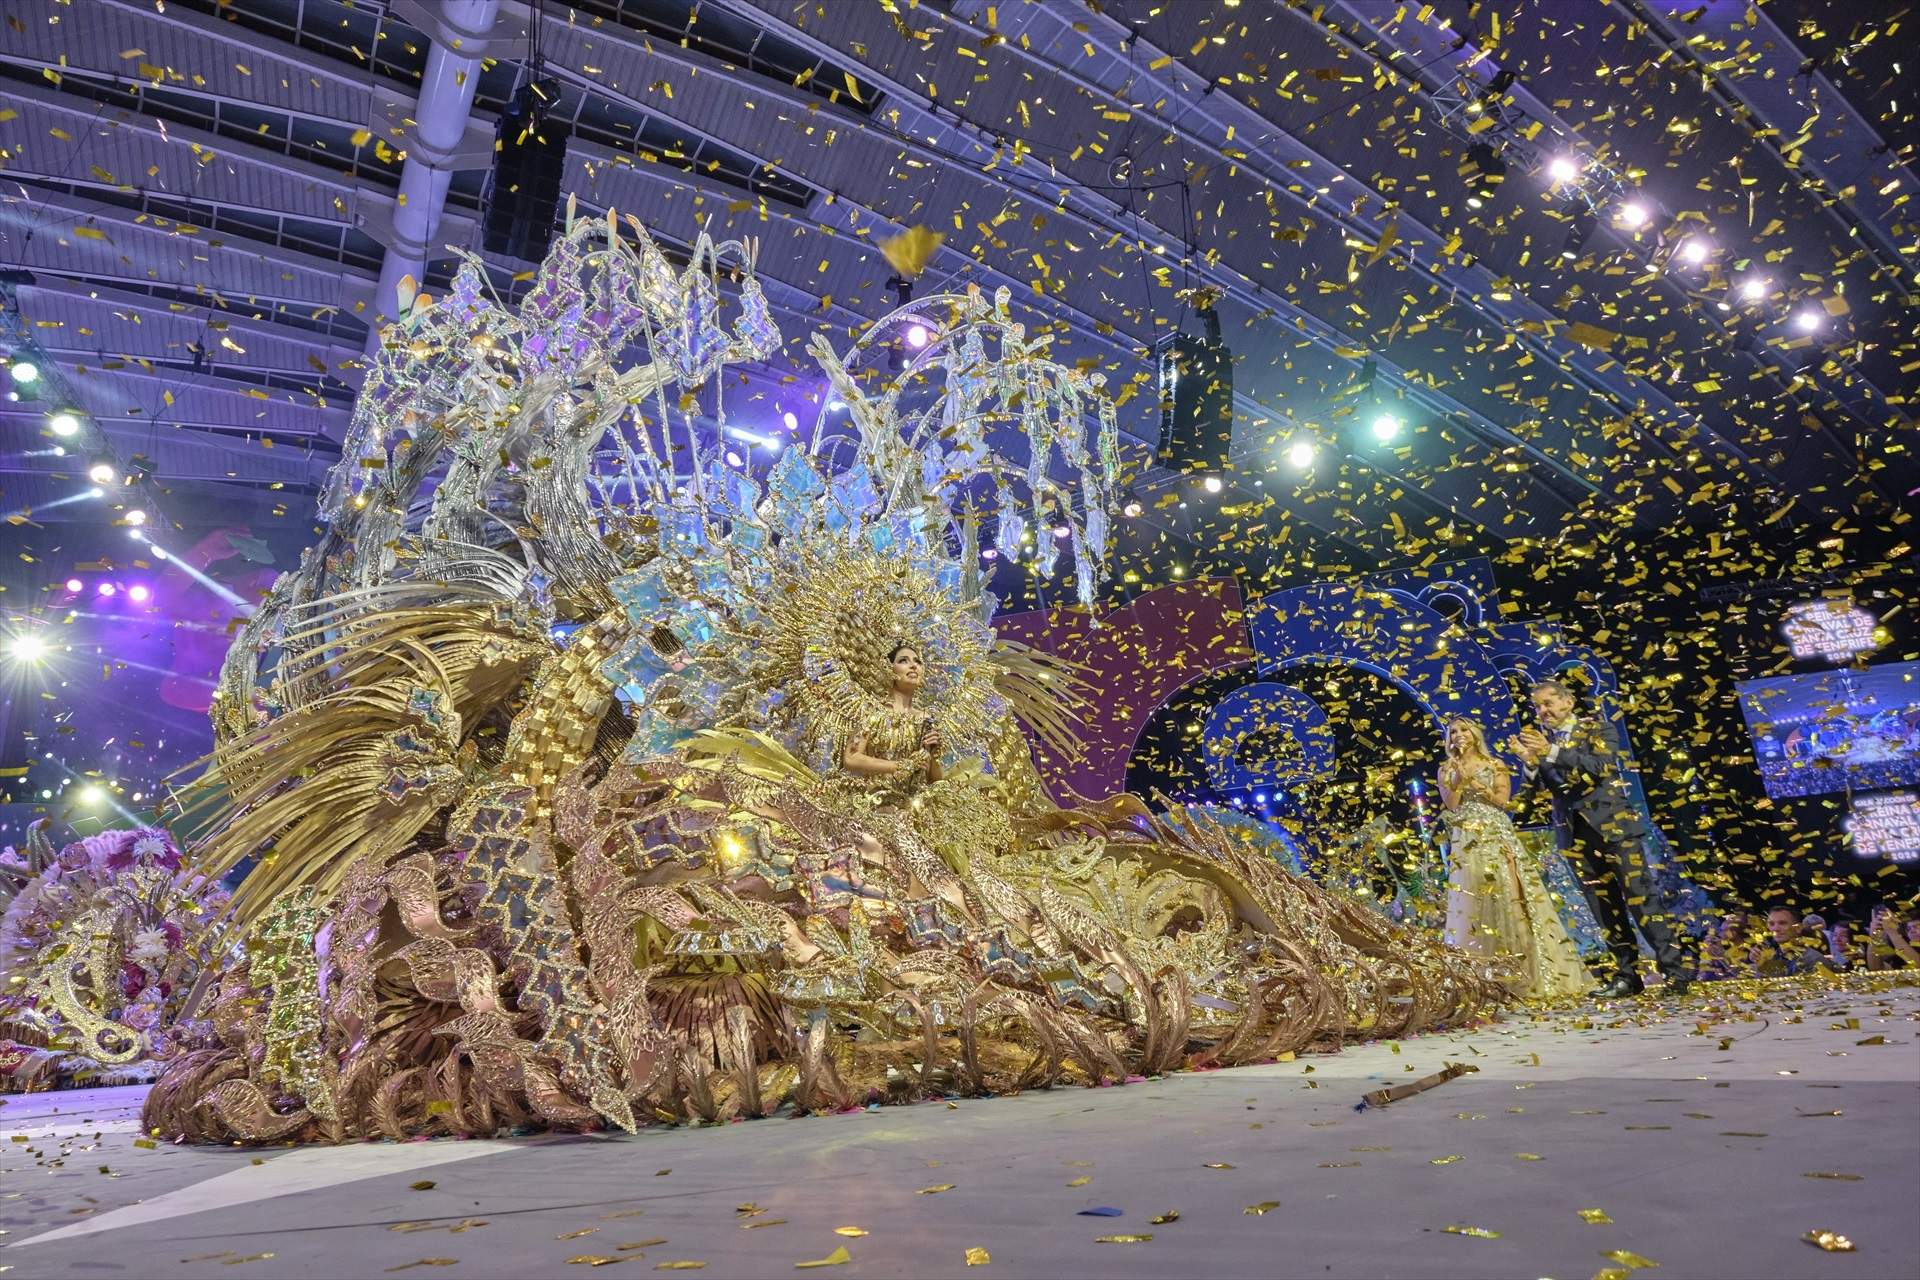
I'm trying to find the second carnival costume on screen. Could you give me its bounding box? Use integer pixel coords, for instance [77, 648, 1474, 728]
[143, 207, 1503, 1143]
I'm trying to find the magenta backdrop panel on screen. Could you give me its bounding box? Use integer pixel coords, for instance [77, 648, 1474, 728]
[995, 579, 1253, 803]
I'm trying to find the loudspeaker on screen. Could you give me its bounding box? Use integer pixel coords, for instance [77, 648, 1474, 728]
[482, 78, 569, 262]
[1156, 307, 1233, 475]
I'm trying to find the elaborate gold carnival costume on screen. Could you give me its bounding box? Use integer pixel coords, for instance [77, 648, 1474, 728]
[144, 207, 1501, 1143]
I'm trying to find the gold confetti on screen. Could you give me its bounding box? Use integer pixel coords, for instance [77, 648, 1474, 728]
[565, 1260, 621, 1269]
[1430, 1155, 1463, 1165]
[1578, 1209, 1613, 1224]
[1601, 1249, 1659, 1269]
[1244, 1201, 1280, 1215]
[832, 1228, 868, 1238]
[1202, 1162, 1235, 1170]
[653, 1264, 706, 1272]
[794, 1245, 851, 1270]
[1066, 1176, 1090, 1187]
[1442, 1226, 1500, 1239]
[384, 1264, 457, 1274]
[877, 226, 945, 278]
[558, 1229, 599, 1240]
[1803, 1229, 1855, 1252]
[1094, 1235, 1153, 1244]
[409, 1181, 437, 1191]
[1801, 1172, 1863, 1181]
[917, 1184, 954, 1195]
[964, 1246, 990, 1266]
[618, 1241, 666, 1251]
[1150, 1211, 1181, 1225]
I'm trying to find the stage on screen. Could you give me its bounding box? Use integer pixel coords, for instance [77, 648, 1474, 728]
[5, 981, 1912, 1280]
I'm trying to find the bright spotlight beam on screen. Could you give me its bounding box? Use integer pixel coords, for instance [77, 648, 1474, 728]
[139, 534, 253, 612]
[0, 489, 99, 522]
[7, 633, 49, 663]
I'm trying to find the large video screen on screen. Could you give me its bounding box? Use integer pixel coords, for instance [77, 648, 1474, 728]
[1737, 661, 1920, 799]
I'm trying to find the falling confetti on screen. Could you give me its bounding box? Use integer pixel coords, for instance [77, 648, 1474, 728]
[1803, 1229, 1856, 1253]
[794, 1246, 851, 1270]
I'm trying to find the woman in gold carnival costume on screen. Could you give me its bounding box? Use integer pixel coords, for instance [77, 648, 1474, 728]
[1437, 718, 1590, 1000]
[143, 206, 1501, 1143]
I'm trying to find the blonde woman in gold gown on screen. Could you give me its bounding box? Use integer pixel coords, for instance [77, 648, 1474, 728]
[1438, 717, 1592, 1000]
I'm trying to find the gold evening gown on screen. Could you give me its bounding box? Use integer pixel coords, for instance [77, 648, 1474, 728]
[1442, 761, 1592, 1000]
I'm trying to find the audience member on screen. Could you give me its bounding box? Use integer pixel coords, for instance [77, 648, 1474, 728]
[1863, 905, 1920, 971]
[1699, 911, 1751, 980]
[1749, 905, 1830, 976]
[1823, 920, 1855, 971]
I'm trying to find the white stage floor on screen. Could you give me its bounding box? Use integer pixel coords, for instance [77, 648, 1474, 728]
[4, 980, 1915, 1279]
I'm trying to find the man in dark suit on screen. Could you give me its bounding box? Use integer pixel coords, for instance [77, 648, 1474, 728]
[1517, 679, 1691, 997]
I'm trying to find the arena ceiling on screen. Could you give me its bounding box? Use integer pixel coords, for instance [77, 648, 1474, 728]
[2, 0, 1915, 573]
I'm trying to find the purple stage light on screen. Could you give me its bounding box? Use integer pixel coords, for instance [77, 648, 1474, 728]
[128, 584, 151, 603]
[97, 582, 116, 597]
[64, 577, 82, 593]
[906, 323, 930, 349]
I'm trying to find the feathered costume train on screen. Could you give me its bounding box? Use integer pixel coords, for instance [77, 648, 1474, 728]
[143, 207, 1499, 1143]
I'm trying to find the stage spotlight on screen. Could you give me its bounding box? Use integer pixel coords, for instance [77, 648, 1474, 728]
[1679, 238, 1710, 265]
[1286, 439, 1316, 469]
[97, 582, 116, 597]
[781, 410, 800, 431]
[826, 398, 847, 413]
[127, 584, 151, 603]
[88, 460, 116, 484]
[1122, 500, 1143, 518]
[1794, 311, 1822, 333]
[1202, 475, 1223, 494]
[1370, 413, 1402, 442]
[981, 548, 998, 561]
[9, 359, 38, 385]
[7, 633, 48, 663]
[1560, 207, 1597, 259]
[1741, 276, 1770, 300]
[906, 323, 930, 349]
[88, 486, 104, 498]
[125, 508, 147, 526]
[64, 577, 82, 592]
[75, 783, 103, 806]
[48, 411, 80, 437]
[1618, 201, 1650, 228]
[1463, 143, 1506, 202]
[1547, 155, 1581, 184]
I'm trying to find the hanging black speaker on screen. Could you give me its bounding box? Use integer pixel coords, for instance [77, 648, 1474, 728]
[1156, 302, 1233, 475]
[482, 78, 568, 263]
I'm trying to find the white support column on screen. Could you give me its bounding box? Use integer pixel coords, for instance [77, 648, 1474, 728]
[364, 0, 501, 352]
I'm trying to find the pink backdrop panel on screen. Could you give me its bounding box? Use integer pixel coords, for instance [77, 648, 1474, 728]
[996, 579, 1254, 803]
